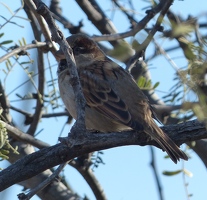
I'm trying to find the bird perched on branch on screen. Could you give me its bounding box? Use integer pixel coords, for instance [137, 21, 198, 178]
[56, 33, 188, 164]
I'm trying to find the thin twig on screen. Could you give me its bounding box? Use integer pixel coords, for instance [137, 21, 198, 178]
[126, 0, 173, 69]
[18, 162, 69, 200]
[92, 0, 172, 42]
[0, 42, 48, 63]
[150, 147, 164, 200]
[27, 44, 45, 135]
[24, 0, 57, 55]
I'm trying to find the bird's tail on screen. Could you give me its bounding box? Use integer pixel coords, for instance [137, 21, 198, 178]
[146, 120, 188, 164]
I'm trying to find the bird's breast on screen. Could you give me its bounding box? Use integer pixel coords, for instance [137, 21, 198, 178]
[58, 72, 77, 119]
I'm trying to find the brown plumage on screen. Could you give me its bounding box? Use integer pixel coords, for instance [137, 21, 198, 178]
[57, 34, 188, 164]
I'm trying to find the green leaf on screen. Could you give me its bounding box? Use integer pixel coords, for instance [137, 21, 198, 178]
[0, 33, 4, 38]
[5, 59, 12, 71]
[2, 69, 8, 75]
[145, 80, 152, 88]
[20, 61, 33, 65]
[0, 40, 13, 45]
[18, 39, 23, 46]
[16, 93, 23, 99]
[137, 76, 156, 90]
[0, 152, 9, 160]
[137, 76, 146, 88]
[22, 37, 26, 46]
[163, 170, 182, 176]
[171, 92, 181, 102]
[153, 82, 160, 89]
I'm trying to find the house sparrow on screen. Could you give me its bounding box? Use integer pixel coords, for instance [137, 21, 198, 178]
[56, 34, 188, 163]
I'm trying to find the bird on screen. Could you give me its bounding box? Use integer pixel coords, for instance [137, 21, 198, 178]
[56, 33, 188, 164]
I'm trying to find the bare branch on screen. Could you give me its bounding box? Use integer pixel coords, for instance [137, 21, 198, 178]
[33, 0, 87, 141]
[26, 47, 45, 135]
[150, 147, 164, 200]
[50, 0, 83, 34]
[70, 160, 107, 200]
[23, 0, 57, 55]
[92, 0, 173, 42]
[0, 42, 49, 63]
[8, 141, 80, 200]
[75, 0, 120, 47]
[18, 162, 69, 200]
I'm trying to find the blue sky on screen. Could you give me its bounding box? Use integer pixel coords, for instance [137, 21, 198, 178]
[0, 0, 207, 200]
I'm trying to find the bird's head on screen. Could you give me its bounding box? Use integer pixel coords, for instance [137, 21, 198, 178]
[56, 34, 105, 67]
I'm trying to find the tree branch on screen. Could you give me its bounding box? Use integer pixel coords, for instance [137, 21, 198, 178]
[92, 0, 173, 42]
[18, 162, 69, 200]
[0, 42, 49, 63]
[33, 0, 87, 141]
[24, 0, 57, 55]
[0, 119, 206, 191]
[8, 142, 80, 200]
[150, 147, 164, 200]
[70, 160, 107, 200]
[75, 0, 119, 47]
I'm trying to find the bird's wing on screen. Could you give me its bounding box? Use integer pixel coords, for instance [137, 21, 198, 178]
[79, 60, 144, 130]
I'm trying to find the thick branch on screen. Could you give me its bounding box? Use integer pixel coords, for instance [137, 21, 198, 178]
[1, 119, 106, 200]
[70, 161, 107, 200]
[75, 0, 119, 47]
[0, 119, 206, 191]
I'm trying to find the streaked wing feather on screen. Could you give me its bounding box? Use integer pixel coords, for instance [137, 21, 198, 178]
[79, 62, 132, 125]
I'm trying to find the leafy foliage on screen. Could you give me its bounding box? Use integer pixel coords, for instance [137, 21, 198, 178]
[0, 110, 19, 160]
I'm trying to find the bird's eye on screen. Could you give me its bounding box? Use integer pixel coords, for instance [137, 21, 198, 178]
[73, 46, 86, 54]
